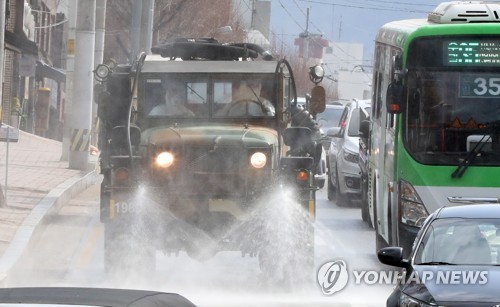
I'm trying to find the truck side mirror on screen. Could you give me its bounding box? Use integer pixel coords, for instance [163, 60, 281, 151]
[282, 127, 313, 148]
[111, 125, 141, 149]
[309, 85, 326, 116]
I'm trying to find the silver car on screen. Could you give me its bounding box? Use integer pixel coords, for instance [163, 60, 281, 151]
[326, 99, 371, 206]
[317, 103, 345, 150]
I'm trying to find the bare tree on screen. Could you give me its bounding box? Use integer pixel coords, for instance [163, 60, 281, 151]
[104, 0, 246, 63]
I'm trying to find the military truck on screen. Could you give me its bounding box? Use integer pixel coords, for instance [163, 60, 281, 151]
[95, 38, 326, 284]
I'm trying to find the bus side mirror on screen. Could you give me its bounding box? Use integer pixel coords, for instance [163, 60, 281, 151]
[386, 82, 404, 114]
[359, 119, 370, 140]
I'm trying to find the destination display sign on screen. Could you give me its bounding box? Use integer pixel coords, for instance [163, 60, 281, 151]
[445, 40, 500, 66]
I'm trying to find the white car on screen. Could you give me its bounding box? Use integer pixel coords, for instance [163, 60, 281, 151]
[326, 99, 371, 206]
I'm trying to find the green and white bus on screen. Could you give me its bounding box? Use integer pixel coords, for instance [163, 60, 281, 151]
[367, 1, 500, 254]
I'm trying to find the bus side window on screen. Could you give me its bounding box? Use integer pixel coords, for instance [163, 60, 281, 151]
[373, 45, 384, 120]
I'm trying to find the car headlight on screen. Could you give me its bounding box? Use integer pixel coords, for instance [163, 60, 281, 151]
[400, 180, 428, 227]
[343, 148, 359, 163]
[400, 292, 437, 307]
[250, 152, 267, 169]
[156, 151, 174, 168]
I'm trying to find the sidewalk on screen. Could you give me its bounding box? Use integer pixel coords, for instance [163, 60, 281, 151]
[0, 130, 99, 262]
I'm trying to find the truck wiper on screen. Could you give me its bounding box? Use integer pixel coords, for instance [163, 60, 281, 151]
[185, 84, 205, 103]
[451, 121, 500, 178]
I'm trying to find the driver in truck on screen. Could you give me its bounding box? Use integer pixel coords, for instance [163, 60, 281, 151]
[216, 79, 275, 116]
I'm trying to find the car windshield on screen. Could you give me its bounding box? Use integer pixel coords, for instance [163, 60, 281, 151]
[317, 106, 343, 129]
[415, 218, 500, 265]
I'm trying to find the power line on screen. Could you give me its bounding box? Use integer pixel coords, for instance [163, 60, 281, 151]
[292, 0, 323, 34]
[351, 0, 435, 7]
[298, 0, 430, 13]
[278, 0, 306, 32]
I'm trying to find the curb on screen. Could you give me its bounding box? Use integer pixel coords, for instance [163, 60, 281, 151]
[0, 168, 101, 285]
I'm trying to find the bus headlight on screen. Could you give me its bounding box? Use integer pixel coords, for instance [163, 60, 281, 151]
[156, 151, 174, 168]
[250, 152, 267, 169]
[400, 180, 428, 227]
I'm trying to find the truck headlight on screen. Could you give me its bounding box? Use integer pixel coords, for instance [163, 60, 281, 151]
[156, 151, 174, 168]
[250, 152, 267, 169]
[400, 180, 428, 227]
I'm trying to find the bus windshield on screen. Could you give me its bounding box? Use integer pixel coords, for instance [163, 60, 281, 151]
[404, 70, 500, 165]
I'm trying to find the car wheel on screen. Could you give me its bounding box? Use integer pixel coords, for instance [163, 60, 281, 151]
[327, 163, 336, 201]
[336, 167, 349, 207]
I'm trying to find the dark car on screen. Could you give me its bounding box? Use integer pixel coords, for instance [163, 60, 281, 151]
[0, 287, 197, 307]
[378, 204, 500, 306]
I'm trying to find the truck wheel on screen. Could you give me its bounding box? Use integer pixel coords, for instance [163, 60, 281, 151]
[257, 198, 315, 290]
[104, 218, 156, 281]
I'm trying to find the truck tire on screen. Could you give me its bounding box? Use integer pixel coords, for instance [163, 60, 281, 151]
[104, 218, 156, 281]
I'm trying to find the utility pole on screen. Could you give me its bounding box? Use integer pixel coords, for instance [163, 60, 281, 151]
[93, 0, 106, 146]
[69, 0, 96, 170]
[0, 0, 6, 206]
[140, 0, 154, 53]
[130, 0, 142, 62]
[61, 0, 78, 161]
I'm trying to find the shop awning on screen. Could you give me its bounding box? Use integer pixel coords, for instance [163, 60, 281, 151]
[36, 61, 66, 83]
[4, 30, 38, 55]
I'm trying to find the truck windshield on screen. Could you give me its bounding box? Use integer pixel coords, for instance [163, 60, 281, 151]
[404, 70, 500, 166]
[140, 75, 275, 123]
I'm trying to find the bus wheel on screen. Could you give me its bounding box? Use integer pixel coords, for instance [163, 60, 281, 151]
[361, 179, 372, 227]
[373, 185, 388, 253]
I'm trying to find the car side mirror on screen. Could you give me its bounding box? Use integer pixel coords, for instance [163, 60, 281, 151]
[326, 127, 342, 138]
[377, 247, 409, 268]
[359, 119, 370, 140]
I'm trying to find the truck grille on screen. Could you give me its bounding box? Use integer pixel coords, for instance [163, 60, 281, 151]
[151, 145, 252, 197]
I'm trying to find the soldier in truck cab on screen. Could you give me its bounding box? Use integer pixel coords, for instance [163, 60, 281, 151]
[216, 79, 275, 116]
[148, 80, 195, 117]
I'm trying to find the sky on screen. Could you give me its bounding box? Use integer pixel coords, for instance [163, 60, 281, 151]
[268, 0, 449, 63]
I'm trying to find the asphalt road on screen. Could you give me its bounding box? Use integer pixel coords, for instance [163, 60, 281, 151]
[6, 184, 395, 306]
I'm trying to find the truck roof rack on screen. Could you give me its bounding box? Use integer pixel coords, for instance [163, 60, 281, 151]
[151, 38, 273, 61]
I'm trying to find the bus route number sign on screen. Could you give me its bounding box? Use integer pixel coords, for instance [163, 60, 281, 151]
[460, 74, 500, 98]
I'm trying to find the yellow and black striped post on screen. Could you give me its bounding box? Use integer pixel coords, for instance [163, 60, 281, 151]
[70, 128, 91, 152]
